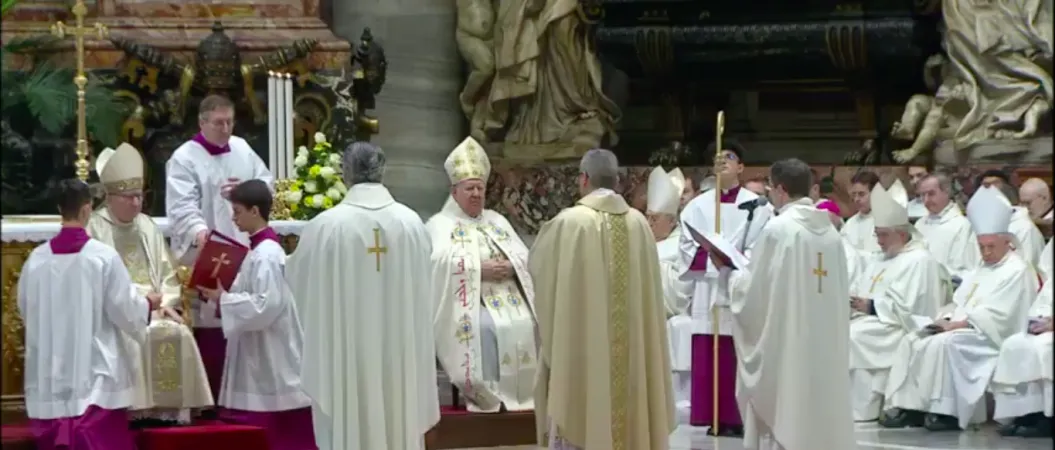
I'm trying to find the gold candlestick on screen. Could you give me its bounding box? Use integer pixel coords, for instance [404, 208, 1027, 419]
[51, 1, 108, 181]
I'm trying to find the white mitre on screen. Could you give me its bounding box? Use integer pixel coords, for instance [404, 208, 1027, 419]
[444, 136, 491, 184]
[871, 181, 908, 228]
[967, 186, 1013, 236]
[668, 168, 686, 194]
[647, 166, 680, 215]
[96, 142, 144, 195]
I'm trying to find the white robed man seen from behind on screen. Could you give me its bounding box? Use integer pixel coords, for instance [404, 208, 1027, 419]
[287, 142, 439, 450]
[715, 158, 855, 450]
[880, 186, 1037, 431]
[847, 180, 949, 422]
[87, 143, 213, 425]
[913, 173, 981, 286]
[165, 94, 274, 400]
[427, 137, 538, 413]
[991, 280, 1053, 438]
[530, 149, 674, 450]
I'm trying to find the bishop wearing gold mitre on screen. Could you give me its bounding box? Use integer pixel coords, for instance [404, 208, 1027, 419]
[426, 137, 538, 413]
[86, 143, 214, 425]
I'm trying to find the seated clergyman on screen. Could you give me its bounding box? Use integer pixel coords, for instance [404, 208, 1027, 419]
[86, 143, 214, 425]
[426, 137, 538, 412]
[847, 181, 948, 422]
[991, 280, 1053, 438]
[880, 186, 1037, 431]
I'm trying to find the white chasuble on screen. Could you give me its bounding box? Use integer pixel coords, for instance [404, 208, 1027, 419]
[726, 198, 856, 450]
[86, 210, 213, 422]
[1010, 206, 1046, 268]
[165, 137, 273, 275]
[991, 281, 1053, 420]
[288, 183, 439, 450]
[914, 203, 981, 282]
[427, 199, 537, 412]
[847, 241, 949, 421]
[885, 252, 1037, 428]
[842, 212, 881, 257]
[657, 227, 691, 318]
[1040, 239, 1053, 283]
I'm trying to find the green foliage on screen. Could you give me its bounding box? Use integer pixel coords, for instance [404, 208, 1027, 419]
[1, 0, 21, 18]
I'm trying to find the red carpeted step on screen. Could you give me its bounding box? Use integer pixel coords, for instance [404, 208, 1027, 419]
[1, 420, 270, 450]
[0, 423, 35, 450]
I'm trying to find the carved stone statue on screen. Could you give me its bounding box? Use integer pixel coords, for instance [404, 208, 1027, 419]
[456, 0, 620, 160]
[892, 0, 1053, 164]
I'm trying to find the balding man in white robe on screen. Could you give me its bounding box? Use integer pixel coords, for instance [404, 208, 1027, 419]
[914, 173, 981, 286]
[991, 281, 1053, 438]
[848, 181, 949, 422]
[996, 183, 1046, 268]
[880, 187, 1037, 431]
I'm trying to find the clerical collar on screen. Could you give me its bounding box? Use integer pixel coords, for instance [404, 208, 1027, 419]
[192, 133, 231, 156]
[248, 227, 281, 249]
[927, 202, 956, 220]
[50, 226, 90, 254]
[719, 185, 740, 203]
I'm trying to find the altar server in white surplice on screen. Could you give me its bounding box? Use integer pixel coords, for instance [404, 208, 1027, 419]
[842, 171, 883, 257]
[913, 173, 981, 284]
[647, 167, 693, 422]
[87, 143, 213, 425]
[847, 181, 949, 422]
[721, 158, 856, 450]
[20, 179, 161, 450]
[881, 186, 1037, 431]
[287, 143, 439, 450]
[165, 95, 274, 399]
[994, 183, 1047, 268]
[991, 280, 1053, 437]
[427, 137, 538, 413]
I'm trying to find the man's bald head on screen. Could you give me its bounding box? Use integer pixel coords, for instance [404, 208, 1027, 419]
[1020, 177, 1053, 219]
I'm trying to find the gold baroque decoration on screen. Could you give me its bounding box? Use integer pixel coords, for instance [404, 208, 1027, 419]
[1, 242, 34, 397]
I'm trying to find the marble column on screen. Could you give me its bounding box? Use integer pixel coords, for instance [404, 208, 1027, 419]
[332, 0, 463, 218]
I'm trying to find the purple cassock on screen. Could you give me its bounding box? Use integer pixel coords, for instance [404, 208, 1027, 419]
[689, 186, 743, 428]
[219, 407, 317, 450]
[30, 403, 137, 450]
[194, 327, 227, 401]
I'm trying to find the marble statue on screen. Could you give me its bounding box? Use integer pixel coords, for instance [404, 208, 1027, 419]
[455, 0, 620, 160]
[892, 0, 1053, 164]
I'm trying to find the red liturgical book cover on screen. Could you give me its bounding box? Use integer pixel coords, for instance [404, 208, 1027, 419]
[187, 230, 249, 290]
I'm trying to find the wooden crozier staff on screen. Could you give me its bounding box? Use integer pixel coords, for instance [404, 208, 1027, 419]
[712, 110, 725, 437]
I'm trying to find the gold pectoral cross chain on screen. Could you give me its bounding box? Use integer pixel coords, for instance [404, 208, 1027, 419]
[869, 269, 886, 294]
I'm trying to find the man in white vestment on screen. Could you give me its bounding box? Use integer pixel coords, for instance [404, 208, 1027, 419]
[995, 183, 1046, 268]
[991, 280, 1053, 438]
[87, 144, 213, 425]
[848, 182, 949, 422]
[818, 201, 866, 286]
[906, 166, 929, 222]
[913, 173, 981, 286]
[165, 94, 274, 400]
[880, 186, 1037, 431]
[1040, 239, 1053, 282]
[427, 137, 538, 412]
[20, 179, 161, 450]
[678, 140, 772, 434]
[1020, 178, 1053, 239]
[719, 158, 856, 450]
[287, 143, 439, 450]
[842, 171, 882, 256]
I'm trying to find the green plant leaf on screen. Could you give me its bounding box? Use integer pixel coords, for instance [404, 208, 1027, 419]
[84, 73, 131, 147]
[20, 63, 77, 134]
[1, 0, 22, 18]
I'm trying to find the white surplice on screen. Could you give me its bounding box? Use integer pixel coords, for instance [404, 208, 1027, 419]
[18, 239, 151, 419]
[659, 226, 693, 418]
[86, 210, 213, 422]
[427, 198, 537, 413]
[884, 252, 1037, 428]
[727, 197, 855, 450]
[842, 212, 881, 257]
[848, 240, 950, 421]
[1010, 206, 1046, 268]
[286, 183, 439, 450]
[991, 281, 1053, 419]
[914, 203, 982, 282]
[1040, 240, 1053, 282]
[218, 238, 310, 412]
[843, 236, 868, 288]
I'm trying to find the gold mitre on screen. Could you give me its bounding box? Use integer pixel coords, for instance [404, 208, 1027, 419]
[96, 142, 144, 195]
[444, 137, 491, 184]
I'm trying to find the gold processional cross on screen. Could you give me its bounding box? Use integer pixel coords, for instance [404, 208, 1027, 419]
[209, 253, 230, 278]
[367, 228, 387, 272]
[812, 252, 827, 293]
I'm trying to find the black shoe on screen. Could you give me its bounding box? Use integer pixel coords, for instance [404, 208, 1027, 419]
[705, 424, 744, 437]
[879, 409, 925, 428]
[923, 413, 961, 431]
[998, 422, 1021, 437]
[1016, 416, 1053, 438]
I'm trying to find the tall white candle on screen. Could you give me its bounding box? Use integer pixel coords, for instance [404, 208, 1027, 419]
[267, 72, 278, 177]
[284, 73, 295, 179]
[275, 73, 287, 180]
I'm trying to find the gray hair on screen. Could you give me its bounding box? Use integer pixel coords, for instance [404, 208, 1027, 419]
[579, 148, 619, 189]
[923, 172, 954, 193]
[995, 182, 1019, 204]
[342, 141, 386, 185]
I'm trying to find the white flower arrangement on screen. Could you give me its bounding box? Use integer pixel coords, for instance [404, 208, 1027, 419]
[283, 132, 345, 220]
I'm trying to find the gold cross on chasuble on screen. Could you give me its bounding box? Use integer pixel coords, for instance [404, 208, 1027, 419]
[367, 228, 387, 272]
[869, 269, 887, 294]
[812, 252, 827, 293]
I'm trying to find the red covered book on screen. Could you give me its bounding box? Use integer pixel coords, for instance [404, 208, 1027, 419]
[187, 230, 249, 290]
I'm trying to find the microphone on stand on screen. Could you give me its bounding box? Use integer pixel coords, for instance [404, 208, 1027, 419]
[738, 196, 769, 211]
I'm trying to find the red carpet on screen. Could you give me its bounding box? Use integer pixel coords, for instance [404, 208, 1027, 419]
[1, 420, 269, 450]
